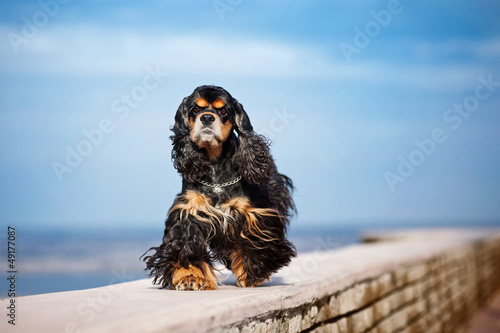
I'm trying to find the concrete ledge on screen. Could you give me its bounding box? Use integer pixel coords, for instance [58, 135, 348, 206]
[2, 228, 500, 333]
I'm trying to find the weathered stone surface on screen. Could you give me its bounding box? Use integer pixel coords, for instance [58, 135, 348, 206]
[1, 228, 499, 333]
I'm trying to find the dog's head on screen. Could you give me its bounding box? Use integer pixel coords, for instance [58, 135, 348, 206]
[186, 86, 236, 159]
[171, 85, 275, 184]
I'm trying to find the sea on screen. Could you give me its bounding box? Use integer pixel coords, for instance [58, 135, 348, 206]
[1, 221, 497, 297]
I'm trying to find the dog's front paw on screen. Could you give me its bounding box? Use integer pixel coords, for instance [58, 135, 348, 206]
[175, 275, 208, 291]
[172, 263, 217, 291]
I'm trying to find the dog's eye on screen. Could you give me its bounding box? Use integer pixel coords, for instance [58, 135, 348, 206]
[219, 108, 227, 116]
[192, 106, 201, 113]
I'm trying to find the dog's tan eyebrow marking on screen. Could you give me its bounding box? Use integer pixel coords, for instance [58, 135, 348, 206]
[212, 99, 225, 109]
[195, 98, 209, 107]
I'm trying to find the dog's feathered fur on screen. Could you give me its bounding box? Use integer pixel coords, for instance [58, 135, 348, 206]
[143, 85, 296, 290]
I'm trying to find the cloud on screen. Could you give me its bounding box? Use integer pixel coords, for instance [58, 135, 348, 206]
[1, 24, 335, 78]
[473, 39, 500, 59]
[3, 23, 495, 91]
[409, 38, 500, 61]
[1, 22, 497, 104]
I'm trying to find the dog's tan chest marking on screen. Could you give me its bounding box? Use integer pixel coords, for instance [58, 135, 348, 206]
[169, 190, 223, 233]
[220, 197, 282, 242]
[171, 191, 282, 242]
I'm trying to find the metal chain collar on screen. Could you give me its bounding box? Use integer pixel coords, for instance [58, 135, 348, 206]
[198, 176, 242, 188]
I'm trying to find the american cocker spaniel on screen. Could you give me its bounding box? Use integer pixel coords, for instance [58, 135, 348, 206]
[143, 85, 296, 290]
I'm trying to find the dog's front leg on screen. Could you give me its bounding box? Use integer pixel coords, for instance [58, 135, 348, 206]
[164, 209, 218, 291]
[143, 209, 218, 291]
[230, 235, 295, 288]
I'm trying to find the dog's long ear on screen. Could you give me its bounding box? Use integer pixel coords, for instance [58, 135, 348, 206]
[170, 98, 209, 183]
[233, 102, 276, 185]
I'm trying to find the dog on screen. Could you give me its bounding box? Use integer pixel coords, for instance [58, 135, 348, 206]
[143, 85, 296, 290]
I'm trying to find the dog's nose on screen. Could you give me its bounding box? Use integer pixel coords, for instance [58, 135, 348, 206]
[200, 114, 215, 125]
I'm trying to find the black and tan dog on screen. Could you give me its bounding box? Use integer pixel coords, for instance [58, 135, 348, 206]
[143, 85, 296, 290]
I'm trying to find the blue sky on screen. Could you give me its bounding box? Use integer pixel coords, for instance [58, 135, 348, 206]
[1, 0, 499, 229]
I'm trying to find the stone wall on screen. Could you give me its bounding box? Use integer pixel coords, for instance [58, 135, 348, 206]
[3, 229, 499, 333]
[216, 230, 500, 333]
